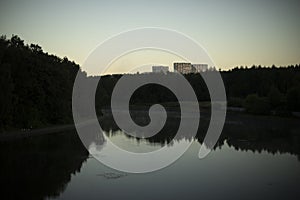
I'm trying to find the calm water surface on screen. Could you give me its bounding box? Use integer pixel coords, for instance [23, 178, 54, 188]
[1, 114, 300, 200]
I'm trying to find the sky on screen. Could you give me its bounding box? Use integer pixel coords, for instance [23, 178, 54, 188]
[1, 0, 300, 73]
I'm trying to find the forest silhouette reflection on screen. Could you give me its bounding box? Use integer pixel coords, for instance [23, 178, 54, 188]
[99, 112, 300, 160]
[1, 112, 300, 199]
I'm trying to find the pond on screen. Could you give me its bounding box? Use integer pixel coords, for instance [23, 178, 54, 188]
[1, 113, 300, 200]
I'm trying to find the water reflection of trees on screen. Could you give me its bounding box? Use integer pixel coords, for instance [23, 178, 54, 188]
[2, 113, 298, 199]
[0, 131, 88, 200]
[99, 113, 300, 161]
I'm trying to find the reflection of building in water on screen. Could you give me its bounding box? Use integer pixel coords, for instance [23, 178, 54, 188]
[152, 66, 169, 73]
[174, 62, 208, 74]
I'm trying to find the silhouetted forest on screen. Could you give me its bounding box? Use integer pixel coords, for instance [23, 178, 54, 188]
[1, 35, 300, 131]
[0, 35, 80, 130]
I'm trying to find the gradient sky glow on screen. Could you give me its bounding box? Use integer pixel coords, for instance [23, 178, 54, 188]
[1, 0, 299, 71]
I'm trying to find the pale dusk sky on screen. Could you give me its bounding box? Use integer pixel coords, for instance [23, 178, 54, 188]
[1, 0, 299, 73]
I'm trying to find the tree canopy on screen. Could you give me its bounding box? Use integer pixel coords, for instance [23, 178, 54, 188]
[1, 35, 300, 131]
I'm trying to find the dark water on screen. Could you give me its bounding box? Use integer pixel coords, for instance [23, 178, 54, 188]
[1, 113, 300, 200]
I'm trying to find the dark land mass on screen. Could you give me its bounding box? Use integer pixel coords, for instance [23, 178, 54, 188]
[1, 35, 300, 133]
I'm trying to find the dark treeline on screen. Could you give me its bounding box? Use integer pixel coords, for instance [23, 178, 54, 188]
[223, 66, 300, 114]
[1, 35, 300, 131]
[96, 66, 300, 116]
[0, 35, 80, 130]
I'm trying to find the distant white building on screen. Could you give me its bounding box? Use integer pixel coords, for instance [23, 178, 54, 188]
[192, 64, 208, 72]
[174, 62, 208, 74]
[152, 66, 169, 74]
[173, 62, 192, 74]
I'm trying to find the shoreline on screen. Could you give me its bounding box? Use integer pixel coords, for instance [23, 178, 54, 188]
[0, 124, 75, 141]
[1, 109, 299, 141]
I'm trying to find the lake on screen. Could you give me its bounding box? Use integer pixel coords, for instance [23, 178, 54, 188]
[1, 113, 300, 200]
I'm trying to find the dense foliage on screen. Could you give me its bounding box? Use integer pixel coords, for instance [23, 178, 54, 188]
[97, 66, 300, 115]
[222, 65, 300, 114]
[1, 35, 300, 130]
[0, 35, 80, 129]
